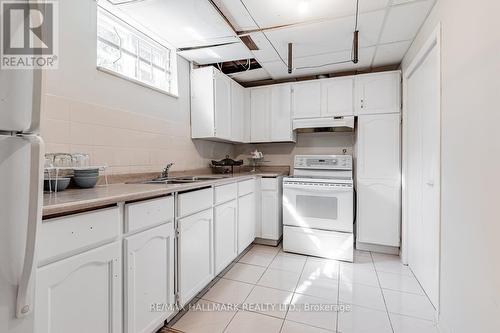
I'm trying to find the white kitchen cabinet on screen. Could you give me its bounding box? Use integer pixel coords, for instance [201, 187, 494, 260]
[356, 180, 401, 246]
[355, 71, 401, 115]
[178, 208, 214, 306]
[231, 80, 245, 142]
[270, 84, 295, 142]
[214, 200, 238, 274]
[124, 223, 175, 333]
[320, 76, 354, 117]
[243, 88, 251, 142]
[257, 177, 283, 243]
[191, 66, 232, 141]
[356, 113, 401, 248]
[292, 80, 321, 119]
[36, 241, 122, 333]
[357, 113, 401, 180]
[238, 192, 255, 253]
[250, 87, 271, 142]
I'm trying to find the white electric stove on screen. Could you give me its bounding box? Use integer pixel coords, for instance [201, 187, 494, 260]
[282, 155, 354, 262]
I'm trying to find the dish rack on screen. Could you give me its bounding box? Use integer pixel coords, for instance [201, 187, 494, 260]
[44, 165, 109, 193]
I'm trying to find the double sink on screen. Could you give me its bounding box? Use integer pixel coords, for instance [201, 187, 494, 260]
[142, 175, 226, 185]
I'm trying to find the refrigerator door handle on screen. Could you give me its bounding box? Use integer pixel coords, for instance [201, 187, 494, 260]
[16, 135, 44, 318]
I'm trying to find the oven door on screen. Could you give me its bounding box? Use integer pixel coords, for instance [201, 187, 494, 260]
[283, 182, 353, 232]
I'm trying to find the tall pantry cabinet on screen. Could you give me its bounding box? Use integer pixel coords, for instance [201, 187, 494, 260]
[355, 71, 402, 249]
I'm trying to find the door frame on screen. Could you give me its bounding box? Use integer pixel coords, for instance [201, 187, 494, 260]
[401, 23, 442, 309]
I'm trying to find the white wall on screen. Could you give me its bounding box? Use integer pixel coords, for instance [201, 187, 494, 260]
[234, 132, 354, 170]
[41, 0, 233, 173]
[402, 1, 500, 332]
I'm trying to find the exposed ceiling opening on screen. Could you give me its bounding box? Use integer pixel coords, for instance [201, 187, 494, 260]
[105, 0, 437, 83]
[203, 58, 262, 75]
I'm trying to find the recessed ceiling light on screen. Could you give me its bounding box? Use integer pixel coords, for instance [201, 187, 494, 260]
[298, 1, 310, 14]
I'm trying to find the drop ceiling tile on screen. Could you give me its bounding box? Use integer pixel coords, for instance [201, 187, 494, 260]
[264, 10, 385, 60]
[261, 47, 375, 79]
[228, 68, 272, 82]
[118, 0, 235, 48]
[372, 40, 412, 66]
[216, 0, 258, 31]
[178, 42, 254, 65]
[379, 0, 434, 44]
[241, 0, 389, 28]
[249, 32, 283, 63]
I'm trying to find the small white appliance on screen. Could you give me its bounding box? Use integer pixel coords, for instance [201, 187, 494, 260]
[0, 19, 44, 333]
[282, 155, 354, 262]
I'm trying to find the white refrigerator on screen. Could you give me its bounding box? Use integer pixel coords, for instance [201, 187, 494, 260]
[0, 64, 44, 331]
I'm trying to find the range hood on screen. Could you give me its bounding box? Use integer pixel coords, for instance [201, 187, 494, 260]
[293, 116, 355, 132]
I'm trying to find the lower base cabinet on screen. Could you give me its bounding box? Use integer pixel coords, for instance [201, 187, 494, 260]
[237, 192, 255, 253]
[35, 241, 122, 333]
[124, 223, 175, 333]
[178, 208, 214, 306]
[214, 200, 238, 275]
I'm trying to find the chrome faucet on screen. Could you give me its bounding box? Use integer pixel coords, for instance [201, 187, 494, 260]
[160, 163, 174, 179]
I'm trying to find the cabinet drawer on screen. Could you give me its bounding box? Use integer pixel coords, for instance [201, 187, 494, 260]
[178, 188, 213, 217]
[125, 195, 174, 233]
[238, 179, 255, 196]
[214, 182, 237, 205]
[38, 207, 121, 265]
[261, 178, 278, 191]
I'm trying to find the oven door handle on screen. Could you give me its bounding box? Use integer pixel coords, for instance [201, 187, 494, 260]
[283, 183, 353, 192]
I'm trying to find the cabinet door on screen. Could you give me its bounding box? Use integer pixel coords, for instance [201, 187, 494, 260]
[356, 180, 400, 246]
[270, 84, 293, 142]
[357, 114, 401, 181]
[36, 242, 122, 333]
[355, 72, 401, 115]
[321, 77, 354, 117]
[250, 87, 271, 142]
[243, 88, 251, 143]
[214, 70, 232, 140]
[178, 209, 214, 306]
[124, 224, 175, 333]
[292, 81, 321, 119]
[261, 191, 279, 240]
[238, 192, 255, 254]
[214, 200, 238, 274]
[231, 81, 244, 142]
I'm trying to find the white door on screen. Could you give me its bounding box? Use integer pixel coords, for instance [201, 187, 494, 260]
[214, 71, 232, 140]
[406, 40, 440, 308]
[355, 72, 401, 115]
[270, 84, 293, 142]
[238, 193, 255, 253]
[214, 200, 237, 275]
[356, 180, 401, 246]
[124, 223, 175, 333]
[231, 81, 244, 142]
[292, 81, 321, 119]
[178, 209, 214, 306]
[35, 242, 122, 333]
[250, 87, 271, 142]
[357, 114, 401, 181]
[0, 135, 43, 333]
[321, 77, 354, 117]
[261, 191, 278, 240]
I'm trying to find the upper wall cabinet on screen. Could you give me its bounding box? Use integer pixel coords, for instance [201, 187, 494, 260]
[250, 84, 295, 143]
[355, 71, 401, 115]
[320, 77, 354, 117]
[292, 81, 321, 119]
[231, 80, 245, 143]
[191, 66, 233, 142]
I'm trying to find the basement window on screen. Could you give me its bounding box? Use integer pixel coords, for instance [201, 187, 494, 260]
[96, 6, 178, 96]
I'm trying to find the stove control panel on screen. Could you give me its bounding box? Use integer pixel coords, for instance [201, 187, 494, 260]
[294, 155, 352, 170]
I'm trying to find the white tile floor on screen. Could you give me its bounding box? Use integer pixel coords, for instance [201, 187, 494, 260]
[172, 244, 439, 333]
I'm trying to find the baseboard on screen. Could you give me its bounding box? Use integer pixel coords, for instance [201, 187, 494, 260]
[253, 237, 282, 246]
[356, 241, 400, 255]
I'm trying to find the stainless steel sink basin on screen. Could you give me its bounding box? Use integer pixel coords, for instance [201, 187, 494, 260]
[138, 175, 225, 185]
